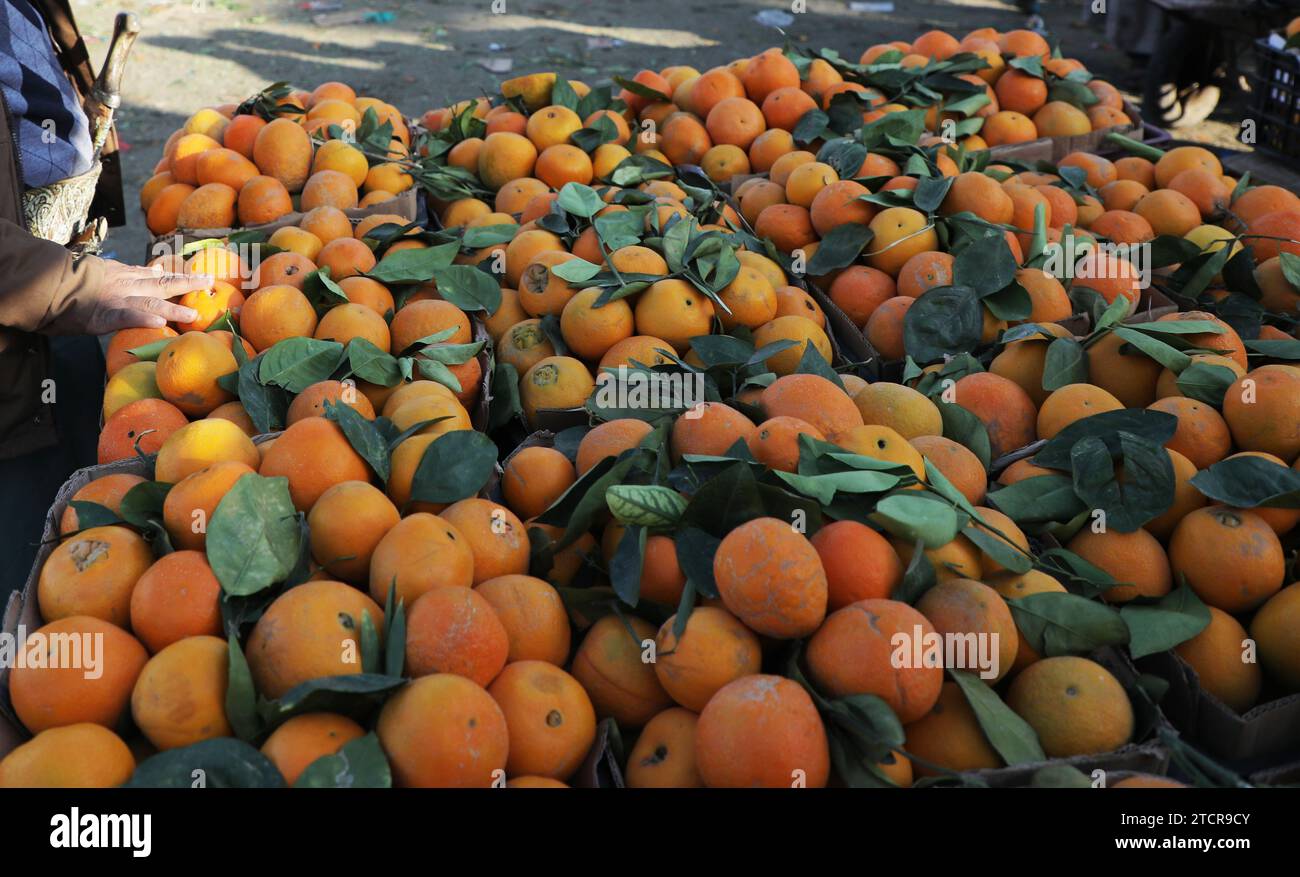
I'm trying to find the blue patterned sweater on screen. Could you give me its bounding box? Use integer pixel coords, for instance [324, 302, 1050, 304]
[0, 0, 93, 188]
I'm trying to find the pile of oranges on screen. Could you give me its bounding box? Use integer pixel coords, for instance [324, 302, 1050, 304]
[5, 24, 1300, 789]
[142, 82, 415, 236]
[99, 203, 484, 471]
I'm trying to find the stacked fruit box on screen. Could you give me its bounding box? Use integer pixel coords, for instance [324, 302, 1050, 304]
[8, 19, 1300, 791]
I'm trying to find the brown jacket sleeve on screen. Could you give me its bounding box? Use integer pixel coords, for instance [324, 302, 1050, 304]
[0, 217, 106, 334]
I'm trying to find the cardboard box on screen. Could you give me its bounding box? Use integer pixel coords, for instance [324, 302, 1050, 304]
[1137, 650, 1300, 764]
[989, 100, 1145, 165]
[1124, 288, 1179, 324]
[1250, 758, 1300, 786]
[0, 435, 280, 754]
[958, 647, 1172, 787]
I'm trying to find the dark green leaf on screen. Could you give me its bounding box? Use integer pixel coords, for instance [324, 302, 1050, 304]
[258, 338, 346, 394]
[409, 429, 498, 504]
[948, 669, 1044, 765]
[128, 738, 284, 788]
[1120, 586, 1211, 659]
[294, 733, 392, 788]
[206, 474, 301, 596]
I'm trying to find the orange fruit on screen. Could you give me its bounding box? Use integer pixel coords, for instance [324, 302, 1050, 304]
[38, 526, 152, 627]
[130, 635, 233, 750]
[128, 550, 223, 653]
[1170, 507, 1285, 613]
[404, 585, 509, 686]
[474, 574, 571, 666]
[1007, 656, 1133, 757]
[0, 724, 134, 788]
[260, 712, 366, 785]
[713, 517, 827, 638]
[653, 607, 762, 711]
[571, 615, 672, 727]
[9, 616, 147, 733]
[246, 580, 384, 699]
[489, 661, 596, 780]
[377, 674, 508, 787]
[368, 512, 475, 605]
[695, 674, 829, 788]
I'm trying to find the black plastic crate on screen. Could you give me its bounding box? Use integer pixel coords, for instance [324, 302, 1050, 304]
[1252, 36, 1300, 159]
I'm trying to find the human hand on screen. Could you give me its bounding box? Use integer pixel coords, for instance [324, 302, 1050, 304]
[74, 261, 211, 335]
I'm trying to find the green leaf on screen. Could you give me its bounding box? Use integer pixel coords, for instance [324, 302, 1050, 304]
[1120, 586, 1211, 659]
[873, 492, 960, 545]
[429, 265, 503, 313]
[572, 114, 620, 154]
[609, 154, 675, 187]
[408, 429, 499, 505]
[556, 182, 605, 218]
[606, 484, 687, 528]
[679, 460, 765, 537]
[124, 337, 173, 363]
[345, 338, 402, 386]
[794, 341, 844, 389]
[936, 401, 992, 471]
[902, 286, 983, 363]
[612, 75, 672, 104]
[235, 354, 289, 435]
[913, 175, 955, 213]
[359, 609, 381, 675]
[792, 108, 830, 144]
[1033, 408, 1178, 469]
[1047, 78, 1100, 108]
[774, 468, 899, 505]
[806, 224, 873, 275]
[987, 474, 1087, 526]
[323, 399, 391, 483]
[550, 77, 580, 110]
[294, 733, 392, 788]
[65, 500, 122, 530]
[1070, 432, 1174, 533]
[1244, 338, 1300, 360]
[1035, 546, 1119, 597]
[381, 580, 407, 678]
[1175, 362, 1237, 406]
[1189, 455, 1300, 509]
[258, 337, 346, 394]
[488, 361, 524, 432]
[1008, 592, 1129, 658]
[1112, 327, 1191, 372]
[954, 232, 1019, 296]
[303, 266, 350, 312]
[225, 636, 261, 742]
[948, 669, 1045, 765]
[894, 539, 937, 604]
[206, 474, 301, 596]
[644, 520, 705, 599]
[128, 739, 285, 788]
[461, 223, 518, 249]
[551, 257, 603, 284]
[610, 523, 647, 605]
[363, 242, 459, 284]
[961, 520, 1032, 574]
[536, 452, 642, 549]
[260, 674, 406, 725]
[1041, 337, 1088, 391]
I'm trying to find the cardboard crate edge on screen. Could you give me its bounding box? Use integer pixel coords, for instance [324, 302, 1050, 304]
[1139, 649, 1300, 764]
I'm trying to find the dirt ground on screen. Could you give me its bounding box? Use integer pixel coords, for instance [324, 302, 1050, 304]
[73, 0, 1250, 263]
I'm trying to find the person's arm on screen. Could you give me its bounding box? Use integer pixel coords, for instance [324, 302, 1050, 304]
[0, 217, 205, 334]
